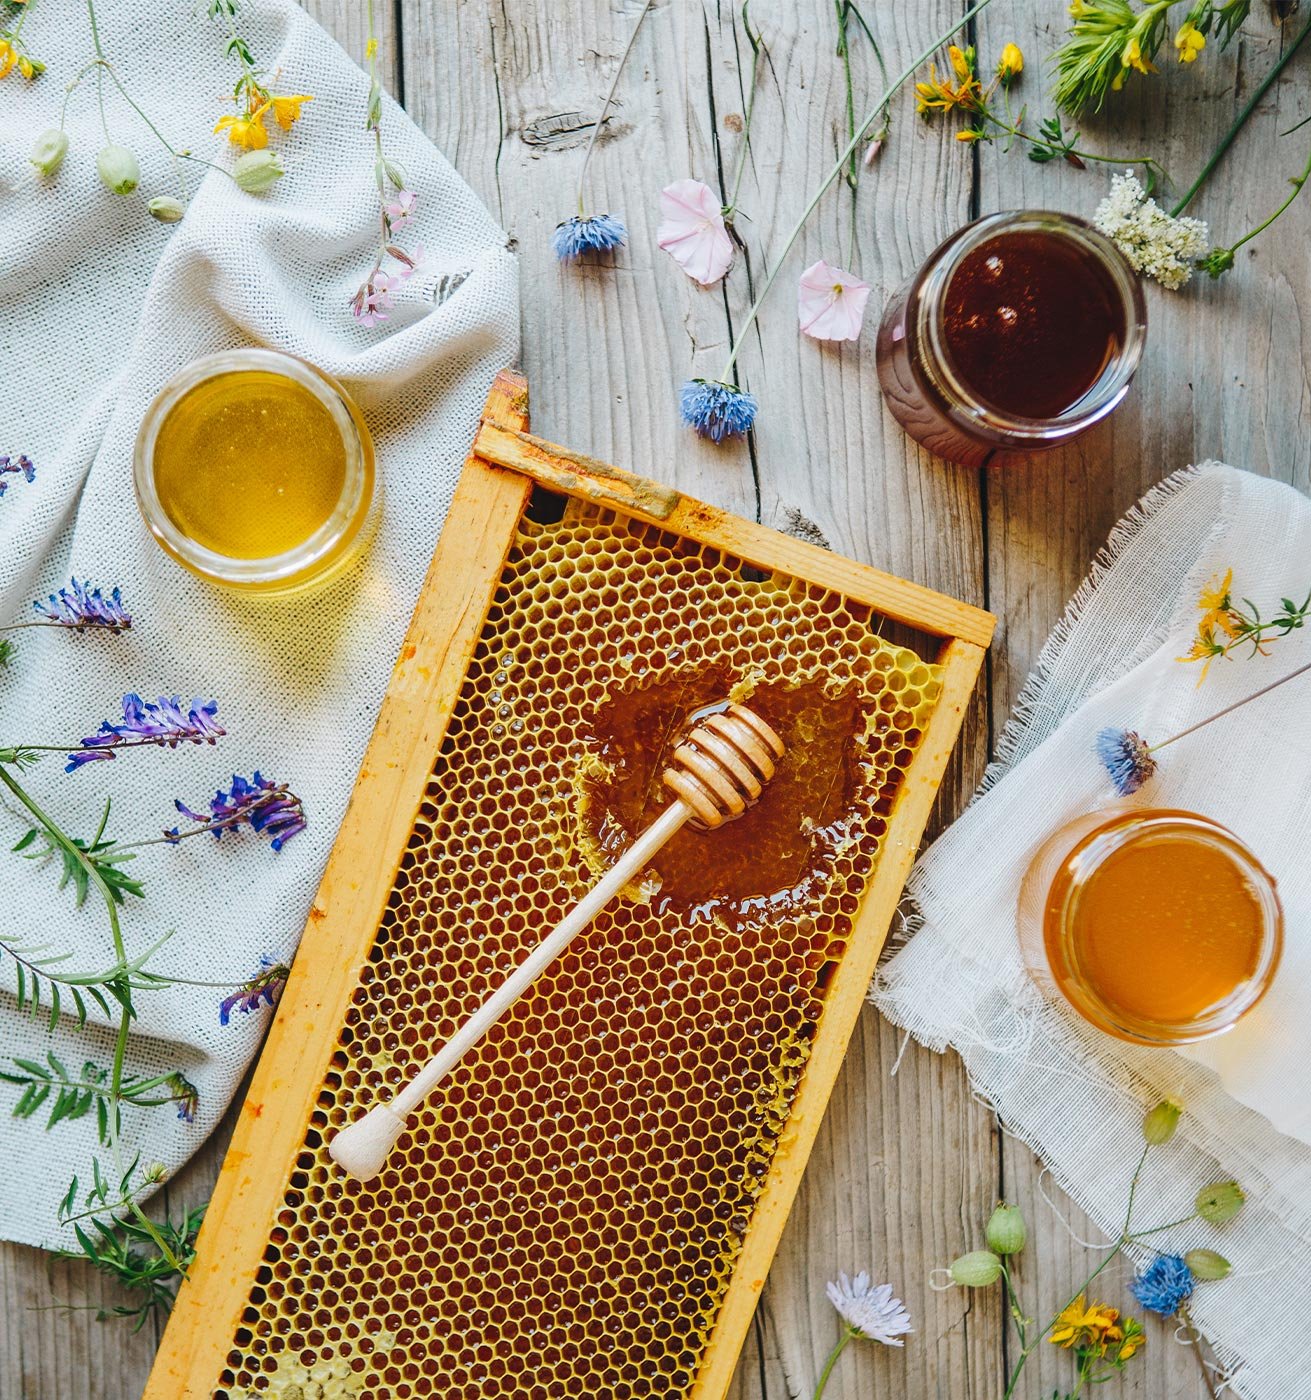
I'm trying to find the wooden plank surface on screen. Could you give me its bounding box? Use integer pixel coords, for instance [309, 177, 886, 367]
[3, 1, 1308, 1398]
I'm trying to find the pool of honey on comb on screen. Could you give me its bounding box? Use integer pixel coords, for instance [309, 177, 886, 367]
[222, 499, 942, 1400]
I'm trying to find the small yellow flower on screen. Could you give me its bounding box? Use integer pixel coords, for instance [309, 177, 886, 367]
[1116, 1317, 1146, 1362]
[956, 127, 985, 142]
[915, 64, 981, 116]
[270, 93, 313, 131]
[1121, 34, 1157, 76]
[17, 54, 35, 79]
[1069, 0, 1089, 13]
[215, 102, 271, 150]
[1175, 21, 1206, 62]
[948, 44, 975, 81]
[1197, 568, 1241, 638]
[1050, 1295, 1125, 1357]
[997, 42, 1024, 83]
[0, 39, 16, 78]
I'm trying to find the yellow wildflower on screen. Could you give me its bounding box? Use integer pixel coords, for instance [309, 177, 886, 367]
[1069, 0, 1089, 13]
[957, 128, 985, 143]
[1178, 624, 1225, 679]
[270, 93, 313, 131]
[1197, 568, 1241, 638]
[948, 44, 975, 81]
[214, 102, 271, 150]
[1116, 1317, 1146, 1362]
[1175, 21, 1206, 62]
[1050, 1295, 1125, 1356]
[1121, 35, 1156, 76]
[0, 39, 15, 78]
[915, 64, 981, 116]
[17, 54, 35, 79]
[997, 42, 1024, 83]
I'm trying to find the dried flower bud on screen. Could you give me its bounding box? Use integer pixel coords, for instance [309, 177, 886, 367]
[96, 143, 140, 196]
[1184, 1249, 1231, 1281]
[233, 149, 285, 194]
[143, 1161, 168, 1185]
[30, 128, 69, 176]
[949, 1250, 1003, 1287]
[1142, 1097, 1183, 1145]
[985, 1203, 1027, 1256]
[148, 195, 187, 224]
[1195, 1180, 1245, 1225]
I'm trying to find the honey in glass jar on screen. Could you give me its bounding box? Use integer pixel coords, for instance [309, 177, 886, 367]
[1017, 808, 1282, 1046]
[876, 211, 1147, 468]
[134, 349, 377, 593]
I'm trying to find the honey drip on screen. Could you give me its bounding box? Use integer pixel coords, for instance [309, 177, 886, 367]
[152, 369, 347, 559]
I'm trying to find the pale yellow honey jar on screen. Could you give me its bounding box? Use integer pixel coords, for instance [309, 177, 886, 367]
[134, 349, 377, 593]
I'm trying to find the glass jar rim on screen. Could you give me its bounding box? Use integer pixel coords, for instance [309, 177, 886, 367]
[134, 348, 374, 588]
[914, 210, 1148, 444]
[1053, 810, 1283, 1046]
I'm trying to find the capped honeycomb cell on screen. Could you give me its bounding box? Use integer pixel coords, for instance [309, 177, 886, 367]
[219, 497, 942, 1399]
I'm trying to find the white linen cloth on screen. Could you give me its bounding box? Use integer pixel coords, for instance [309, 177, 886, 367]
[0, 0, 517, 1247]
[874, 463, 1311, 1400]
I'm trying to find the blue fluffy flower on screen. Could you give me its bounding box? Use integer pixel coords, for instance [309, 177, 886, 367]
[34, 579, 132, 633]
[1096, 726, 1157, 796]
[679, 379, 759, 442]
[1130, 1253, 1195, 1316]
[67, 694, 224, 771]
[552, 213, 627, 260]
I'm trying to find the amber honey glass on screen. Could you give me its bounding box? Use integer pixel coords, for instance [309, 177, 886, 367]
[875, 210, 1147, 468]
[1017, 808, 1283, 1046]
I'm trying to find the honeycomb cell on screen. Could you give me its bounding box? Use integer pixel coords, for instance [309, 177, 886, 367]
[222, 498, 941, 1398]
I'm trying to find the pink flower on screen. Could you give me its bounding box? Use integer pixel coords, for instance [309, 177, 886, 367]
[657, 178, 733, 286]
[385, 189, 417, 232]
[797, 259, 871, 342]
[351, 270, 397, 326]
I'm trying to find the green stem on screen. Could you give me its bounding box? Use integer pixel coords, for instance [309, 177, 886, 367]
[999, 1262, 1037, 1400]
[575, 0, 656, 217]
[1151, 656, 1311, 753]
[723, 4, 763, 221]
[978, 108, 1160, 173]
[1171, 7, 1311, 216]
[716, 0, 996, 386]
[1125, 1212, 1199, 1239]
[1212, 142, 1311, 259]
[811, 1327, 853, 1400]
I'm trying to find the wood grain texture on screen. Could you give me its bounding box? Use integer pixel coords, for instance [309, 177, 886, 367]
[6, 1, 1307, 1397]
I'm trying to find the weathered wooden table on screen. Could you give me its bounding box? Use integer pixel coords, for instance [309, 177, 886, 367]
[3, 3, 1307, 1396]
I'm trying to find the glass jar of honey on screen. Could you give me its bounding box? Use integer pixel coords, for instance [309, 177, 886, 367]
[134, 348, 377, 593]
[875, 211, 1147, 468]
[1018, 808, 1283, 1046]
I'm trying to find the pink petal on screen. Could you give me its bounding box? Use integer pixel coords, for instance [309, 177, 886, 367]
[657, 178, 733, 286]
[797, 259, 872, 342]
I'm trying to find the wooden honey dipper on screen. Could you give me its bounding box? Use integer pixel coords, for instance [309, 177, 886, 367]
[329, 702, 785, 1181]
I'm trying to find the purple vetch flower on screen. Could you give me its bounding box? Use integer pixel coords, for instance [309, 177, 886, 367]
[33, 579, 132, 633]
[166, 1071, 200, 1124]
[1130, 1253, 1196, 1316]
[0, 454, 35, 497]
[679, 379, 758, 442]
[172, 772, 307, 852]
[220, 958, 290, 1026]
[552, 213, 627, 260]
[1096, 726, 1157, 796]
[66, 694, 224, 772]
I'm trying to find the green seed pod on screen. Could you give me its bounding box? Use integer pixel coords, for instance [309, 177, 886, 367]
[1195, 1180, 1245, 1225]
[1184, 1249, 1231, 1281]
[148, 195, 187, 224]
[30, 128, 69, 176]
[96, 144, 140, 196]
[232, 149, 285, 194]
[383, 157, 409, 190]
[1142, 1097, 1183, 1146]
[985, 1203, 1027, 1256]
[949, 1250, 1002, 1287]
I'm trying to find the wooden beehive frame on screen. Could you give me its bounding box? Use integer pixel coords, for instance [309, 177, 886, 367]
[146, 369, 994, 1399]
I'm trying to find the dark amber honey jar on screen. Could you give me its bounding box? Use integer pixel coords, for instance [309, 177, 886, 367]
[876, 211, 1147, 468]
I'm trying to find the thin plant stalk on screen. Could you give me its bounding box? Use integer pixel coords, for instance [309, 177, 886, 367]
[1205, 143, 1311, 267]
[723, 2, 764, 223]
[1171, 7, 1311, 216]
[810, 1327, 854, 1400]
[715, 0, 996, 388]
[575, 0, 656, 217]
[1150, 657, 1311, 753]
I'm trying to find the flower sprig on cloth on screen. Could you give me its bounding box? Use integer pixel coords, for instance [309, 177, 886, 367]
[0, 453, 36, 498]
[937, 1100, 1241, 1397]
[1179, 569, 1311, 673]
[812, 1272, 912, 1398]
[0, 0, 42, 82]
[206, 0, 312, 154]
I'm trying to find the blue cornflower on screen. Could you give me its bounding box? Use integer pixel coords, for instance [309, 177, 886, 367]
[66, 694, 224, 771]
[1096, 726, 1157, 796]
[552, 213, 627, 260]
[1130, 1253, 1195, 1316]
[172, 772, 307, 852]
[220, 958, 289, 1026]
[0, 454, 35, 497]
[679, 379, 759, 442]
[33, 579, 132, 633]
[166, 1071, 200, 1124]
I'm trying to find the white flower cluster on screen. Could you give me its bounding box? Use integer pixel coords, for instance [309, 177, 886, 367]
[1093, 172, 1210, 291]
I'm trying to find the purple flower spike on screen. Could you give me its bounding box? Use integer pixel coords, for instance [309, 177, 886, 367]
[1096, 726, 1157, 796]
[220, 959, 289, 1026]
[173, 772, 307, 852]
[167, 1071, 200, 1124]
[0, 454, 35, 497]
[67, 694, 224, 772]
[34, 579, 132, 633]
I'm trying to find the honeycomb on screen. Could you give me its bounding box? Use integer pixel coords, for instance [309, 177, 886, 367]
[221, 497, 943, 1400]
